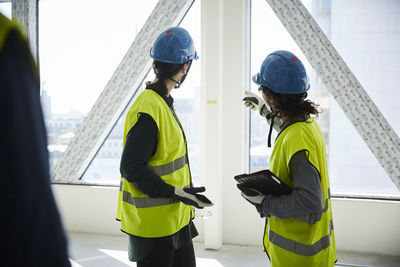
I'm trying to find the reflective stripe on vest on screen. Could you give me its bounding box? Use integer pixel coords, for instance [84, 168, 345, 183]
[149, 154, 188, 177]
[295, 188, 331, 224]
[119, 180, 180, 208]
[270, 219, 334, 257]
[118, 153, 188, 208]
[122, 190, 179, 208]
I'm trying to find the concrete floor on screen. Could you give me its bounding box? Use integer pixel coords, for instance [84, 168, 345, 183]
[68, 232, 400, 267]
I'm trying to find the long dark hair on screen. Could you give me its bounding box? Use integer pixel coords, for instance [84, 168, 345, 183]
[150, 60, 186, 96]
[260, 86, 320, 120]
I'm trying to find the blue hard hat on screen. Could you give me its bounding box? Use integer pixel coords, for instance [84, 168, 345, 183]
[150, 27, 199, 64]
[252, 50, 310, 94]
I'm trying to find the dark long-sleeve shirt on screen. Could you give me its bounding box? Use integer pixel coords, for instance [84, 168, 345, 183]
[261, 150, 324, 223]
[119, 87, 197, 262]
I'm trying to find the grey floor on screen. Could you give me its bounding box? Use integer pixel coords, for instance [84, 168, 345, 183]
[68, 232, 400, 267]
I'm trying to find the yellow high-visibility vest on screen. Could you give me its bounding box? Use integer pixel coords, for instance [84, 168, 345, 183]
[116, 89, 192, 238]
[265, 118, 337, 267]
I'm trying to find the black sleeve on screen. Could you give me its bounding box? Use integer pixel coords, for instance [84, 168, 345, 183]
[0, 29, 71, 267]
[120, 113, 174, 198]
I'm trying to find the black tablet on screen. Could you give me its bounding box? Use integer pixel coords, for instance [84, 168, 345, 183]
[234, 169, 292, 196]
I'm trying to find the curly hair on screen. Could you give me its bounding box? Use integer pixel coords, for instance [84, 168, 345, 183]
[260, 86, 320, 120]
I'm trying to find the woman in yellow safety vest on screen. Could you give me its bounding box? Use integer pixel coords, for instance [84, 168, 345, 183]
[116, 27, 212, 267]
[241, 50, 337, 266]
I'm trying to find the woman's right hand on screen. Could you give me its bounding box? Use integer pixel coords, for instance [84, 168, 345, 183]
[242, 91, 269, 117]
[172, 186, 213, 209]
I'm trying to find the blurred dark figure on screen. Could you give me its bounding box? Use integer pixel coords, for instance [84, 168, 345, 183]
[0, 13, 71, 267]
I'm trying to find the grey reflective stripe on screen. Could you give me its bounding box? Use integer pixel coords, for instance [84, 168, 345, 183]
[295, 197, 329, 224]
[270, 220, 334, 256]
[321, 197, 329, 213]
[294, 187, 331, 225]
[149, 154, 188, 177]
[122, 191, 179, 208]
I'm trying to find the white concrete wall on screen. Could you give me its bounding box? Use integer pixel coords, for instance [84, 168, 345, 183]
[53, 184, 400, 256]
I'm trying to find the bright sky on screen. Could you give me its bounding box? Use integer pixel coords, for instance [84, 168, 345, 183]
[39, 0, 159, 115]
[37, 0, 190, 116]
[38, 0, 202, 115]
[251, 0, 313, 93]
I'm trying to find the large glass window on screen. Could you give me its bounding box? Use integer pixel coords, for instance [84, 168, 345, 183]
[250, 0, 323, 172]
[80, 80, 146, 185]
[81, 0, 201, 185]
[250, 0, 400, 197]
[325, 0, 400, 196]
[39, 0, 157, 171]
[172, 1, 201, 185]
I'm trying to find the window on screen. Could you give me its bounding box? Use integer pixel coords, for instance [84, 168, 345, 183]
[323, 0, 400, 196]
[172, 1, 201, 185]
[39, 0, 157, 171]
[250, 0, 400, 197]
[250, 0, 320, 173]
[0, 2, 11, 19]
[81, 85, 144, 184]
[81, 0, 201, 185]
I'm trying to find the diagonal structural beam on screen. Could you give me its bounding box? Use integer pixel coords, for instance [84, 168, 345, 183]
[265, 0, 400, 191]
[52, 0, 195, 183]
[12, 0, 38, 63]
